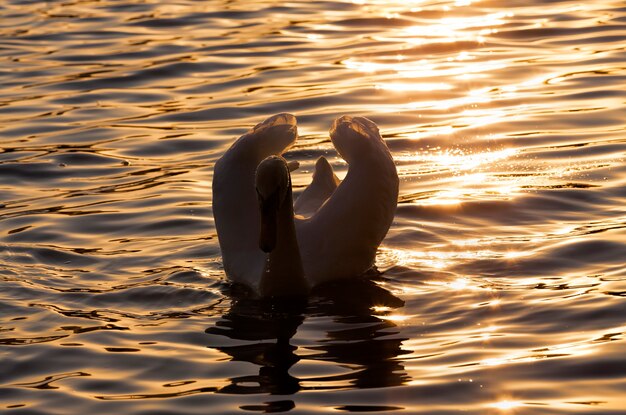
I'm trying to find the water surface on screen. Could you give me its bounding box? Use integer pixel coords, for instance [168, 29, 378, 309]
[1, 0, 626, 413]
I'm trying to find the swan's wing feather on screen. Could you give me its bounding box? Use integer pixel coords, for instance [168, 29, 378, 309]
[294, 156, 340, 217]
[296, 116, 398, 285]
[220, 113, 298, 162]
[212, 113, 298, 288]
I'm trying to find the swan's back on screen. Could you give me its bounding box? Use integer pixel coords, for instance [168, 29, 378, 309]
[294, 156, 340, 218]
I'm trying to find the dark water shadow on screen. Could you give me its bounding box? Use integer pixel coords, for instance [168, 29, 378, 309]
[206, 277, 411, 397]
[206, 291, 306, 396]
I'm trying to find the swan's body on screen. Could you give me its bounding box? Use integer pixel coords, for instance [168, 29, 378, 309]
[212, 113, 398, 297]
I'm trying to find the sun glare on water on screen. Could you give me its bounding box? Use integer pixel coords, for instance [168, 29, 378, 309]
[3, 0, 624, 413]
[489, 400, 523, 410]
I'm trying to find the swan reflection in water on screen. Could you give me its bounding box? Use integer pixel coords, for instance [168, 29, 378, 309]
[205, 276, 411, 396]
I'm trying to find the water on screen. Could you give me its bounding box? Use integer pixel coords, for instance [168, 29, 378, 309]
[1, 0, 625, 413]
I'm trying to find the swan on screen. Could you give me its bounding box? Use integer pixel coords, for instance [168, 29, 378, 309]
[212, 113, 398, 297]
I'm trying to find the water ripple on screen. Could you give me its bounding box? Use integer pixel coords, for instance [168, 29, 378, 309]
[1, 0, 625, 414]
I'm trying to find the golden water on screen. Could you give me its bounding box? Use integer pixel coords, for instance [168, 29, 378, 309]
[1, 0, 625, 413]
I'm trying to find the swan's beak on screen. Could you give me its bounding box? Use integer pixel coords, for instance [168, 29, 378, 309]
[258, 188, 280, 253]
[286, 160, 299, 172]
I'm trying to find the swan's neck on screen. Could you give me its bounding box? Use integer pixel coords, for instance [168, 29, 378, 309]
[260, 187, 309, 297]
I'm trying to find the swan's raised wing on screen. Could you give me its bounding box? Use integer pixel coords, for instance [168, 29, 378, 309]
[212, 113, 298, 289]
[296, 116, 399, 286]
[219, 113, 298, 163]
[294, 156, 340, 218]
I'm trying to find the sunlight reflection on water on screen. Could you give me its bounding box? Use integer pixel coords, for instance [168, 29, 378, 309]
[1, 0, 626, 413]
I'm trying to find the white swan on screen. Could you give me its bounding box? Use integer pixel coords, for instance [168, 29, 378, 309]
[212, 113, 398, 297]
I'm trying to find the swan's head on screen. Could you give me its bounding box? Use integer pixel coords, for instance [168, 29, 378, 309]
[256, 156, 291, 253]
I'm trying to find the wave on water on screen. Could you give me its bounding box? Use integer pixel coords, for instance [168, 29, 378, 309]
[1, 0, 625, 413]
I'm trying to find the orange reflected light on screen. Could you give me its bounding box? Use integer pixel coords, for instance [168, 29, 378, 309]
[375, 82, 452, 92]
[489, 400, 523, 410]
[418, 190, 465, 207]
[457, 108, 507, 129]
[393, 86, 495, 111]
[405, 61, 506, 81]
[400, 148, 517, 171]
[344, 57, 505, 82]
[351, 0, 428, 7]
[395, 147, 528, 206]
[504, 250, 528, 260]
[450, 278, 469, 289]
[462, 172, 488, 185]
[480, 325, 500, 339]
[383, 247, 512, 268]
[352, 0, 485, 11]
[379, 314, 413, 322]
[343, 2, 519, 108]
[403, 12, 512, 42]
[478, 332, 605, 369]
